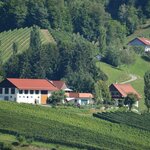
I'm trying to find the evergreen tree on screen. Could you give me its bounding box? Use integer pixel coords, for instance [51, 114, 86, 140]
[98, 27, 106, 55]
[94, 80, 111, 104]
[144, 70, 150, 112]
[20, 54, 32, 78]
[12, 42, 18, 54]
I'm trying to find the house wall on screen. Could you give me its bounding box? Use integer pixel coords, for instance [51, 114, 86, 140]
[109, 85, 122, 98]
[145, 46, 150, 52]
[0, 87, 52, 104]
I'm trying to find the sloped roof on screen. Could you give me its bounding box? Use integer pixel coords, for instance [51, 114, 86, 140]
[65, 92, 94, 99]
[129, 37, 150, 46]
[137, 37, 150, 46]
[50, 80, 66, 90]
[112, 84, 141, 99]
[6, 78, 58, 91]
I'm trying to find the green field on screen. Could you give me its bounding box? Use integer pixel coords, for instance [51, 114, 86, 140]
[0, 28, 55, 62]
[0, 101, 150, 150]
[93, 112, 150, 131]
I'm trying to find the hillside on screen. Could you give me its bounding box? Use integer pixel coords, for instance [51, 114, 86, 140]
[0, 28, 55, 62]
[0, 101, 150, 150]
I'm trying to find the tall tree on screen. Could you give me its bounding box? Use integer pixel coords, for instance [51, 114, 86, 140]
[144, 70, 150, 112]
[94, 80, 111, 104]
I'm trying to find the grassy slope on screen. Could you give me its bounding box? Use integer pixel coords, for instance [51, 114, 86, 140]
[99, 54, 150, 111]
[0, 27, 55, 62]
[0, 101, 150, 150]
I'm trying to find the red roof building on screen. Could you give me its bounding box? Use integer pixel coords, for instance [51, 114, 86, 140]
[128, 37, 150, 52]
[109, 83, 141, 99]
[0, 78, 58, 104]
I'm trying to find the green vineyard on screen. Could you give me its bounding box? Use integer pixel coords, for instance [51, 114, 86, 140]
[93, 112, 150, 131]
[0, 101, 150, 150]
[0, 28, 55, 62]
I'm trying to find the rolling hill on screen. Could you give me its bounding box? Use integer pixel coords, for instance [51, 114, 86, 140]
[0, 27, 55, 62]
[0, 101, 150, 150]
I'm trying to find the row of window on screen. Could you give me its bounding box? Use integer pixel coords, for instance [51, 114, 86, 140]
[0, 88, 15, 94]
[0, 88, 48, 95]
[19, 96, 40, 99]
[19, 90, 48, 95]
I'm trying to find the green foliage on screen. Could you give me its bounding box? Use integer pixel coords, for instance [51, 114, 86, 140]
[144, 70, 150, 112]
[93, 112, 150, 131]
[0, 101, 150, 149]
[94, 80, 111, 104]
[104, 46, 121, 67]
[124, 93, 138, 111]
[48, 90, 66, 105]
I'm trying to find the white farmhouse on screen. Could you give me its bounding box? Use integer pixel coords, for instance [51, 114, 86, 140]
[128, 37, 150, 52]
[0, 78, 58, 104]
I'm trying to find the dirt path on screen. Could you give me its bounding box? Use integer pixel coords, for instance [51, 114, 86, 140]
[120, 74, 137, 84]
[40, 29, 56, 44]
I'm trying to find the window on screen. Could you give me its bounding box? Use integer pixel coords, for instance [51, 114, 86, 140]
[0, 88, 2, 94]
[24, 90, 28, 94]
[41, 90, 48, 94]
[35, 90, 39, 94]
[27, 96, 29, 98]
[5, 88, 9, 94]
[19, 96, 21, 98]
[19, 90, 23, 94]
[10, 96, 12, 98]
[11, 88, 15, 94]
[30, 90, 34, 94]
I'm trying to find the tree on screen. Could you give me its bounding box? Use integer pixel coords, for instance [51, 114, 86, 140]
[47, 90, 66, 105]
[12, 42, 18, 54]
[98, 26, 106, 55]
[124, 93, 138, 111]
[26, 1, 49, 28]
[144, 70, 150, 112]
[94, 80, 111, 104]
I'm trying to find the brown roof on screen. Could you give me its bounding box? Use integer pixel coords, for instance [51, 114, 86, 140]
[112, 84, 141, 99]
[7, 78, 58, 91]
[50, 80, 67, 90]
[65, 92, 93, 98]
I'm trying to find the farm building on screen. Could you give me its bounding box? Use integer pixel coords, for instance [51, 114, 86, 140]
[0, 78, 58, 104]
[50, 80, 72, 92]
[0, 78, 93, 106]
[65, 92, 94, 105]
[128, 37, 150, 52]
[109, 83, 141, 107]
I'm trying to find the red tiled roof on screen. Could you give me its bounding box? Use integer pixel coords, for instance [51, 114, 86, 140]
[137, 37, 150, 46]
[7, 78, 58, 91]
[65, 92, 94, 98]
[50, 80, 66, 90]
[113, 84, 141, 99]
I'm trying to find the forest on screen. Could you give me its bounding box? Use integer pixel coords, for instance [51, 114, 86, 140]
[0, 0, 150, 92]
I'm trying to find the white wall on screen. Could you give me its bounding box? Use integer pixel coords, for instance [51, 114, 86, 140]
[145, 46, 150, 52]
[17, 90, 41, 104]
[0, 88, 53, 104]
